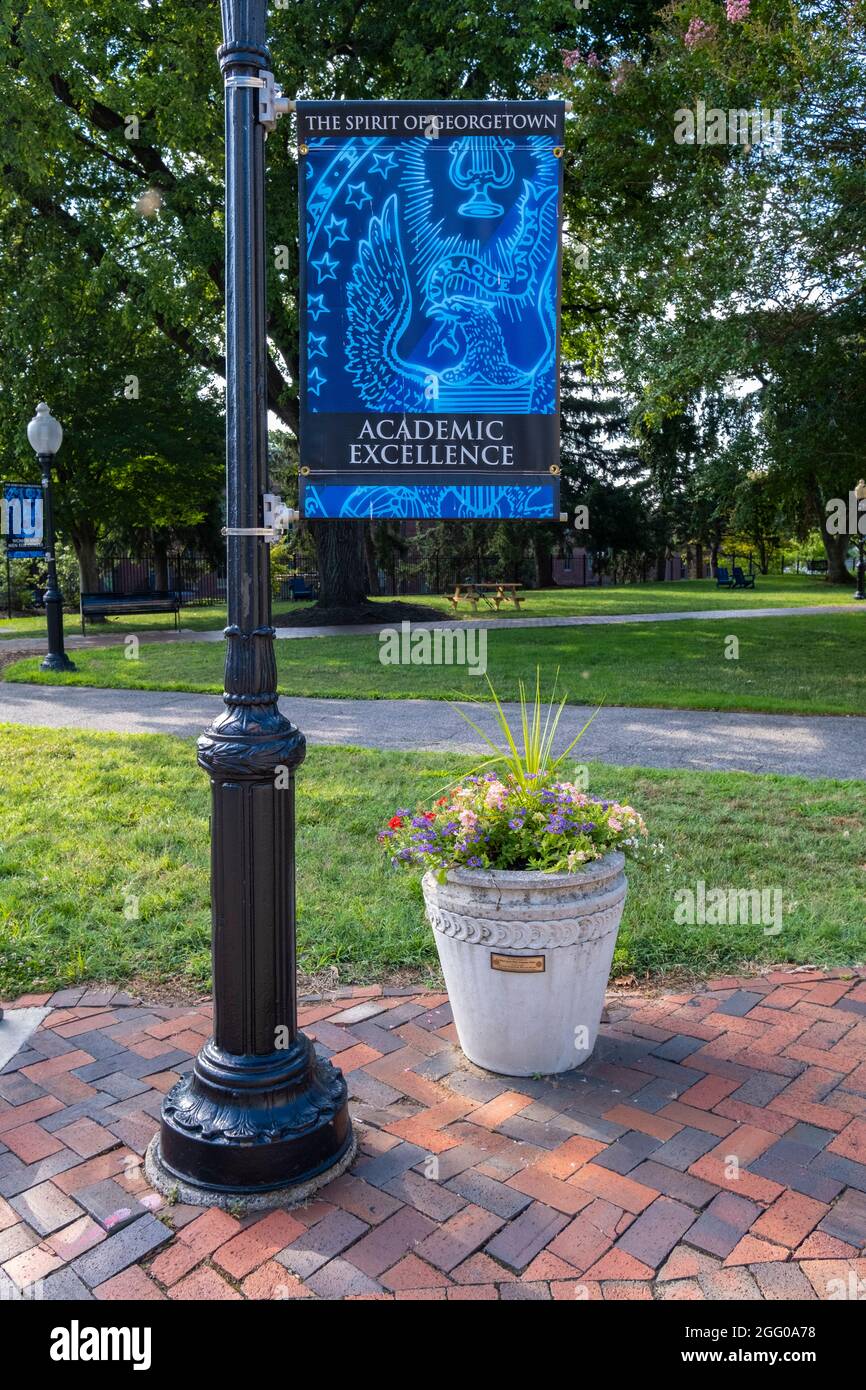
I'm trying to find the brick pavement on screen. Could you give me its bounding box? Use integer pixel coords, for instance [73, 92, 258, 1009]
[2, 969, 866, 1301]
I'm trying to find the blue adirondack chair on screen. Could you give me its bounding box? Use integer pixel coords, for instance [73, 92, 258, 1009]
[287, 575, 316, 601]
[715, 566, 735, 587]
[732, 566, 756, 589]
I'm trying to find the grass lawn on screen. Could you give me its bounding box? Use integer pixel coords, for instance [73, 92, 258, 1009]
[0, 725, 863, 999]
[0, 600, 311, 642]
[0, 575, 854, 643]
[7, 612, 865, 716]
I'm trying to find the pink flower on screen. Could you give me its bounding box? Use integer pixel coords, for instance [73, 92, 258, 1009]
[562, 48, 582, 70]
[586, 51, 601, 69]
[684, 17, 718, 49]
[726, 0, 750, 19]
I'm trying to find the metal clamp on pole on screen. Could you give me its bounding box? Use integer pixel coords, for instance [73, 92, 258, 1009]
[221, 494, 299, 543]
[223, 72, 293, 134]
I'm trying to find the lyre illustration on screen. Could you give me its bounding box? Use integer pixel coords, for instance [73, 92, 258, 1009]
[449, 136, 515, 218]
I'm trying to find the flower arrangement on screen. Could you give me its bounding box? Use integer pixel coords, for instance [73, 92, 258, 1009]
[379, 772, 648, 875]
[378, 671, 651, 876]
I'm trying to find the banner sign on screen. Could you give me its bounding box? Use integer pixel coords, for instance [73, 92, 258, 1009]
[296, 100, 565, 520]
[2, 482, 45, 558]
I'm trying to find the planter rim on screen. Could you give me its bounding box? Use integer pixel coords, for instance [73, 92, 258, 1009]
[423, 850, 625, 891]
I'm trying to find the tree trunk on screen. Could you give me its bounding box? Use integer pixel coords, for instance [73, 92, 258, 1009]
[75, 535, 100, 593]
[363, 522, 380, 596]
[153, 541, 170, 593]
[309, 519, 368, 608]
[73, 533, 106, 620]
[694, 543, 703, 579]
[821, 530, 854, 585]
[532, 533, 553, 588]
[655, 551, 666, 582]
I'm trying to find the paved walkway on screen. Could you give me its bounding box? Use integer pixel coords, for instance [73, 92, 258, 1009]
[1, 601, 861, 651]
[2, 970, 865, 1301]
[1, 682, 864, 779]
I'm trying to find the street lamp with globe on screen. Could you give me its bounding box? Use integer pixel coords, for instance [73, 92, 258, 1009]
[26, 403, 75, 672]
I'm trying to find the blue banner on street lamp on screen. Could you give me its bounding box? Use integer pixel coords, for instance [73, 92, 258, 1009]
[2, 482, 46, 558]
[296, 101, 565, 520]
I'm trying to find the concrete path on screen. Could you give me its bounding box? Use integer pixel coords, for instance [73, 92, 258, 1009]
[0, 601, 861, 652]
[1, 682, 863, 780]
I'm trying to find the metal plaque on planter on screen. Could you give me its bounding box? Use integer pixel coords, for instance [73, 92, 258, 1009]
[296, 100, 565, 520]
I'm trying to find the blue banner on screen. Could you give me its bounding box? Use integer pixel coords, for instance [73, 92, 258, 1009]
[297, 101, 565, 519]
[2, 482, 46, 557]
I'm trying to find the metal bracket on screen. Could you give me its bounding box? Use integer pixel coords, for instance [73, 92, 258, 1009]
[221, 494, 299, 544]
[223, 73, 293, 135]
[258, 72, 293, 133]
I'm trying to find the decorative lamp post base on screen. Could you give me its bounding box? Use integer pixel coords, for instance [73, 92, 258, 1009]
[146, 1034, 354, 1208]
[40, 652, 76, 673]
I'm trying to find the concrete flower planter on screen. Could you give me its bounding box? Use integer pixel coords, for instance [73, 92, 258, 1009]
[422, 852, 627, 1076]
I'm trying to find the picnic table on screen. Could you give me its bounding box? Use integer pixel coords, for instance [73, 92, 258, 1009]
[446, 582, 525, 614]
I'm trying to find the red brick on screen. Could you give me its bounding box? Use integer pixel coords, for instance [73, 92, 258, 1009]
[678, 1075, 741, 1109]
[522, 1250, 582, 1281]
[54, 1149, 137, 1193]
[795, 1232, 858, 1259]
[659, 1102, 737, 1136]
[602, 1105, 681, 1141]
[535, 1135, 606, 1179]
[213, 1210, 306, 1278]
[327, 1043, 382, 1074]
[449, 1251, 517, 1284]
[506, 1167, 593, 1215]
[177, 1207, 243, 1256]
[3, 1242, 64, 1288]
[0, 1095, 62, 1136]
[147, 1240, 202, 1286]
[20, 1050, 95, 1083]
[705, 1124, 779, 1168]
[241, 1260, 313, 1300]
[656, 1278, 704, 1300]
[723, 1235, 789, 1266]
[2, 1122, 65, 1163]
[171, 1267, 243, 1300]
[468, 1091, 532, 1129]
[657, 1246, 721, 1282]
[828, 1117, 866, 1163]
[567, 1164, 658, 1214]
[95, 1267, 166, 1300]
[551, 1278, 603, 1300]
[751, 1191, 829, 1249]
[687, 1155, 784, 1204]
[447, 1283, 499, 1299]
[584, 1249, 654, 1281]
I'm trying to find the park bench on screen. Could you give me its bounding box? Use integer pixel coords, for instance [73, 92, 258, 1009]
[732, 566, 756, 589]
[446, 582, 525, 614]
[79, 591, 180, 634]
[715, 566, 735, 587]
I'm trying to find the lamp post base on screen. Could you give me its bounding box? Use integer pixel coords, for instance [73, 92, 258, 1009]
[40, 652, 76, 673]
[149, 1033, 353, 1205]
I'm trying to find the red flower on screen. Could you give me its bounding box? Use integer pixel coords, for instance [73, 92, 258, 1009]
[436, 797, 448, 806]
[423, 811, 437, 821]
[388, 815, 403, 829]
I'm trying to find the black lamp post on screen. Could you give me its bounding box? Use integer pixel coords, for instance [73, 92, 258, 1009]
[855, 479, 866, 602]
[26, 403, 75, 674]
[146, 0, 352, 1201]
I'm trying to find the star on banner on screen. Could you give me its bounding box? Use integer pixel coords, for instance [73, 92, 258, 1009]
[307, 367, 327, 395]
[345, 181, 372, 208]
[369, 151, 396, 178]
[307, 294, 330, 321]
[307, 332, 327, 359]
[324, 214, 349, 247]
[311, 251, 338, 282]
